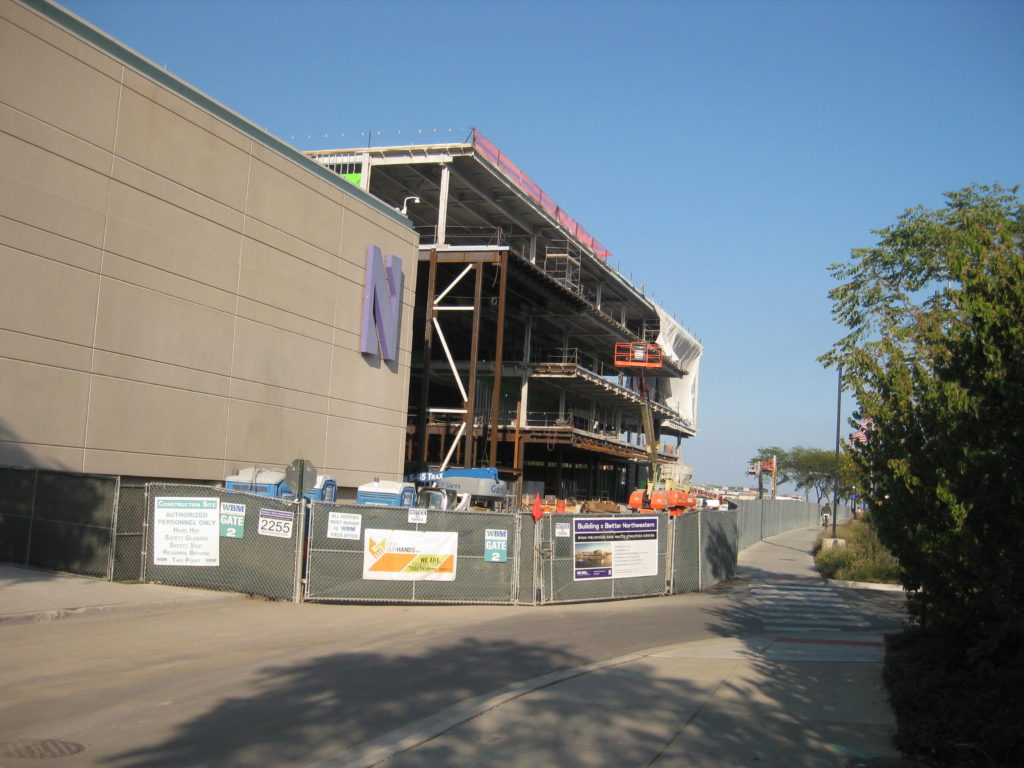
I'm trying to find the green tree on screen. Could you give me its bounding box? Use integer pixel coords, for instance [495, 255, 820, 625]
[823, 184, 1024, 657]
[752, 445, 853, 506]
[749, 446, 791, 491]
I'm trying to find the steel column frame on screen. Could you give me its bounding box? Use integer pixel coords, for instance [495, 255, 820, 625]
[487, 251, 508, 466]
[437, 163, 451, 245]
[463, 264, 484, 468]
[416, 250, 439, 465]
[418, 248, 509, 471]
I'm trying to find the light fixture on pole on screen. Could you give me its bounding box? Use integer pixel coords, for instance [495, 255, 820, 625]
[832, 359, 843, 539]
[400, 196, 420, 216]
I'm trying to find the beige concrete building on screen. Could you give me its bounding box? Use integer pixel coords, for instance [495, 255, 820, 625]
[0, 0, 418, 493]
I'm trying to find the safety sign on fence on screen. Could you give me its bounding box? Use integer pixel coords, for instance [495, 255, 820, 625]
[573, 516, 659, 581]
[220, 502, 245, 538]
[484, 529, 508, 563]
[363, 529, 458, 581]
[153, 497, 220, 566]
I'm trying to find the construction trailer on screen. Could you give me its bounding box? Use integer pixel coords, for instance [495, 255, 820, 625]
[306, 131, 703, 505]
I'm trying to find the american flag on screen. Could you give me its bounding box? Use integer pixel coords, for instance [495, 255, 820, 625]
[849, 417, 873, 446]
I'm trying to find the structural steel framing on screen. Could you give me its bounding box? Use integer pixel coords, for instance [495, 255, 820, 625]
[307, 131, 700, 503]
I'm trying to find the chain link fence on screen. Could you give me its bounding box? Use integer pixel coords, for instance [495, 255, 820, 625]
[0, 466, 120, 579]
[700, 507, 740, 588]
[669, 511, 702, 593]
[112, 484, 147, 582]
[735, 498, 829, 546]
[305, 503, 524, 605]
[143, 484, 303, 601]
[531, 512, 671, 604]
[2, 467, 834, 606]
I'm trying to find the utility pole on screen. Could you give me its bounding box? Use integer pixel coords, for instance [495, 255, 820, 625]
[832, 360, 843, 539]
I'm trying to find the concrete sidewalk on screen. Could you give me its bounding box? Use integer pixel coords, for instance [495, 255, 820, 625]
[0, 563, 243, 625]
[310, 526, 911, 768]
[0, 527, 912, 767]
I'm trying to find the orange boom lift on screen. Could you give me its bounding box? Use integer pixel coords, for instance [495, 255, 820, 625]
[614, 342, 697, 515]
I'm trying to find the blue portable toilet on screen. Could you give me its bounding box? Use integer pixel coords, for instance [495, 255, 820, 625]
[356, 480, 417, 507]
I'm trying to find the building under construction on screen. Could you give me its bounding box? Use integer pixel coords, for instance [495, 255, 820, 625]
[307, 131, 703, 504]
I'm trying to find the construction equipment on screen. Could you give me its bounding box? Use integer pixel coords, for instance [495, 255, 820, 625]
[614, 342, 666, 511]
[405, 467, 509, 511]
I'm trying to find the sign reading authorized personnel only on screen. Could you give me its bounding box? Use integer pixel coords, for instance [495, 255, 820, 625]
[153, 497, 219, 566]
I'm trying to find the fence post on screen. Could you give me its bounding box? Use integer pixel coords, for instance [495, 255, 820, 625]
[292, 498, 308, 604]
[511, 512, 521, 604]
[140, 484, 150, 582]
[697, 508, 703, 591]
[666, 515, 675, 594]
[24, 469, 39, 566]
[106, 477, 121, 581]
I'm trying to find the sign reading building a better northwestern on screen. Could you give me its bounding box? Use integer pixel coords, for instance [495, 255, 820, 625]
[360, 245, 404, 361]
[573, 516, 659, 581]
[153, 497, 220, 566]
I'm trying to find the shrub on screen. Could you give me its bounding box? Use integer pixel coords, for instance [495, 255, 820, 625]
[885, 628, 1024, 766]
[814, 519, 901, 582]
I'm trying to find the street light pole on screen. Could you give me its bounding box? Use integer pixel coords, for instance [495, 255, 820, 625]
[832, 359, 842, 539]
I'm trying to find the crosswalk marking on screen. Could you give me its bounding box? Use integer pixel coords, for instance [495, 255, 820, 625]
[751, 582, 870, 632]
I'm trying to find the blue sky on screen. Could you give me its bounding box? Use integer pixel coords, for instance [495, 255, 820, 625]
[56, 0, 1024, 488]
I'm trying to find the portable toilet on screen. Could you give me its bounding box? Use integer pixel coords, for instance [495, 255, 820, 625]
[278, 474, 338, 502]
[356, 479, 417, 507]
[225, 467, 288, 498]
[307, 475, 337, 502]
[226, 467, 336, 502]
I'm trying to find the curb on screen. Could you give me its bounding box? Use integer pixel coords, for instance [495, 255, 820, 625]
[827, 578, 904, 592]
[0, 592, 245, 627]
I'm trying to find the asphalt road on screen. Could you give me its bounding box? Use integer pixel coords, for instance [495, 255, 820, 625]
[0, 542, 906, 767]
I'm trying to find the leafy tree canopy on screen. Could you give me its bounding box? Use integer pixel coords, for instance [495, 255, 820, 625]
[822, 183, 1024, 657]
[751, 445, 856, 505]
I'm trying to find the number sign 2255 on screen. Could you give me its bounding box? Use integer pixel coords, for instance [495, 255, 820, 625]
[258, 509, 294, 538]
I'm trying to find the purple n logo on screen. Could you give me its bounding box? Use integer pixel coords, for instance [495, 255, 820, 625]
[360, 245, 403, 361]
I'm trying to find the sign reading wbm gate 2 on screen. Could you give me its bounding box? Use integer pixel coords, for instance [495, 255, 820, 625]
[574, 516, 659, 581]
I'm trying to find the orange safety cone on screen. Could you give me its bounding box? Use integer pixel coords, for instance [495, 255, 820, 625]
[556, 500, 566, 514]
[531, 493, 543, 522]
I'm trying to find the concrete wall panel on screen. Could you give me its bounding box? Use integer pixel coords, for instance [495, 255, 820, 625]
[325, 418, 406, 476]
[104, 180, 244, 283]
[229, 317, 332, 394]
[0, 213, 103, 274]
[84, 376, 228, 458]
[93, 278, 234, 376]
[119, 68, 252, 154]
[0, 130, 109, 247]
[0, 244, 100, 346]
[0, 357, 90, 458]
[1, 0, 418, 487]
[0, 328, 92, 373]
[114, 86, 251, 210]
[223, 399, 328, 471]
[246, 154, 343, 256]
[91, 350, 230, 399]
[1, 102, 112, 177]
[0, 7, 119, 149]
[237, 237, 337, 333]
[111, 157, 246, 235]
